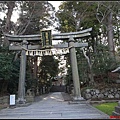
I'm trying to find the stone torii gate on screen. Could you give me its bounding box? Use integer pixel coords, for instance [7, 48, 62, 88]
[5, 27, 92, 104]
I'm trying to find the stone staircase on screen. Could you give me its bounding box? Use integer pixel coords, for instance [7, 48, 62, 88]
[50, 85, 66, 92]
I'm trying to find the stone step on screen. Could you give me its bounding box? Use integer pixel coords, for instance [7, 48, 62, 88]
[68, 100, 87, 104]
[61, 92, 73, 101]
[112, 111, 120, 116]
[115, 106, 120, 114]
[15, 102, 31, 107]
[50, 85, 66, 92]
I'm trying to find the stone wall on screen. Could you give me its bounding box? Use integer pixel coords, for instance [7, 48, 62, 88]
[82, 88, 120, 100]
[0, 96, 9, 104]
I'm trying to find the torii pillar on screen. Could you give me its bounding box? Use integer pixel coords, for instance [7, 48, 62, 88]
[69, 36, 84, 100]
[17, 40, 28, 104]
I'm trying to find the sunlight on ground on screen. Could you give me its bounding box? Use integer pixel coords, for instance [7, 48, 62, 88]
[50, 96, 64, 101]
[42, 92, 64, 102]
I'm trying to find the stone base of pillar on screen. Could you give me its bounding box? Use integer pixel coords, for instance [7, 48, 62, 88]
[16, 98, 26, 105]
[68, 96, 86, 104]
[73, 96, 85, 101]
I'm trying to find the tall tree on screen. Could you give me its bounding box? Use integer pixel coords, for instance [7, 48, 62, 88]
[0, 46, 20, 95]
[96, 1, 120, 60]
[0, 1, 56, 96]
[0, 1, 55, 45]
[14, 1, 55, 35]
[0, 1, 15, 46]
[56, 1, 98, 32]
[39, 56, 59, 81]
[56, 1, 120, 86]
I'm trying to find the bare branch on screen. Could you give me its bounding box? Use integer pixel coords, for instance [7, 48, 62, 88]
[14, 2, 37, 35]
[81, 47, 91, 67]
[96, 2, 105, 23]
[19, 2, 37, 35]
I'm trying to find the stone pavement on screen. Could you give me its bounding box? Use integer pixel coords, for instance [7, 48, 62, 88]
[0, 92, 110, 119]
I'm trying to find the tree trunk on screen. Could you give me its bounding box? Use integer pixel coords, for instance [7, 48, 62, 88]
[33, 57, 38, 79]
[82, 48, 95, 86]
[107, 11, 115, 60]
[3, 1, 15, 47]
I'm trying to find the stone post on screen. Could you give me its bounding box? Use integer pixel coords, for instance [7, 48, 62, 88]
[68, 36, 84, 100]
[17, 40, 28, 104]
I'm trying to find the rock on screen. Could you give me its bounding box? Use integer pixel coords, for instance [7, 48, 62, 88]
[114, 88, 117, 92]
[108, 94, 114, 98]
[110, 88, 114, 92]
[104, 92, 108, 96]
[95, 89, 100, 94]
[98, 94, 104, 99]
[100, 89, 105, 94]
[86, 89, 91, 93]
[105, 88, 109, 91]
[96, 93, 99, 97]
[91, 91, 95, 95]
[115, 94, 120, 99]
[85, 94, 91, 99]
[92, 95, 97, 99]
